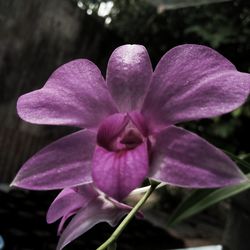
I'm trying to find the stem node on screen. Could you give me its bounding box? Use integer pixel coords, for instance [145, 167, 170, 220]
[96, 181, 160, 250]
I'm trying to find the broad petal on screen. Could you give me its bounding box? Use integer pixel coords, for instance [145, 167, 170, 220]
[11, 130, 96, 190]
[142, 44, 250, 131]
[56, 197, 127, 250]
[149, 126, 246, 188]
[92, 143, 149, 201]
[17, 59, 117, 128]
[107, 45, 153, 112]
[47, 184, 98, 224]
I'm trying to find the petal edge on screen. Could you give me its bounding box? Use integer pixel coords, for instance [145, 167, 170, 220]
[12, 129, 96, 190]
[149, 126, 246, 188]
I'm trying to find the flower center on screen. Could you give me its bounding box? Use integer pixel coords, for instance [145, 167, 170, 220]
[120, 128, 143, 149]
[97, 112, 148, 152]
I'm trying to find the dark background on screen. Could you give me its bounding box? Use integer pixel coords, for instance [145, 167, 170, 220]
[0, 0, 250, 249]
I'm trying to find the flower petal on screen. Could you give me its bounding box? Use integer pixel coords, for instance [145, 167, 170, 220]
[57, 211, 76, 236]
[92, 143, 149, 201]
[17, 59, 117, 128]
[149, 126, 246, 188]
[11, 129, 96, 190]
[47, 184, 98, 224]
[107, 44, 153, 112]
[56, 197, 127, 250]
[142, 44, 250, 131]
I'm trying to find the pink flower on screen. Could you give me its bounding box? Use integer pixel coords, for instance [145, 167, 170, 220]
[12, 45, 250, 245]
[12, 44, 250, 198]
[12, 44, 250, 196]
[47, 183, 132, 250]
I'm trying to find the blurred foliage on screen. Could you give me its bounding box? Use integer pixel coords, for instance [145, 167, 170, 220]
[167, 174, 250, 226]
[75, 0, 250, 155]
[167, 154, 250, 226]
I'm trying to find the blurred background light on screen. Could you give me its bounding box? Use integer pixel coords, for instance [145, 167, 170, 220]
[98, 1, 114, 17]
[0, 235, 4, 250]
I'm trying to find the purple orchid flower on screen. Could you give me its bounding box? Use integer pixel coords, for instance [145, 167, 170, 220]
[12, 44, 250, 200]
[11, 44, 250, 249]
[12, 45, 250, 246]
[47, 183, 133, 250]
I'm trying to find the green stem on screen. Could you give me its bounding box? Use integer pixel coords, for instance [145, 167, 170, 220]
[96, 180, 160, 250]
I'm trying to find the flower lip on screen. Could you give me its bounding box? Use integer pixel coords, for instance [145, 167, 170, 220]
[97, 112, 148, 152]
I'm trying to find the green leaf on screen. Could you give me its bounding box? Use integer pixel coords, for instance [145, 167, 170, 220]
[167, 174, 250, 226]
[223, 150, 250, 173]
[167, 152, 250, 226]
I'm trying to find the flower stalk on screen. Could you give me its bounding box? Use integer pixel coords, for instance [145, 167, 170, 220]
[96, 180, 160, 250]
